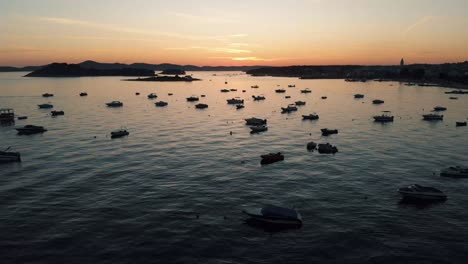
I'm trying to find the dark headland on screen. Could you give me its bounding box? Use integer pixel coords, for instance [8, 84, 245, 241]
[25, 63, 155, 77]
[160, 69, 186, 75]
[246, 61, 468, 89]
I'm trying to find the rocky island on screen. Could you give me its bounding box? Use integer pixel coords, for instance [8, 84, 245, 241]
[124, 75, 200, 82]
[24, 63, 155, 77]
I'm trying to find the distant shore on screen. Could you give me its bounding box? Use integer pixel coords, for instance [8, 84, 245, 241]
[124, 75, 200, 82]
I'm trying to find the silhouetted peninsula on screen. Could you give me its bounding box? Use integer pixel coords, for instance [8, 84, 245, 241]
[124, 75, 200, 82]
[246, 62, 468, 88]
[24, 63, 155, 77]
[160, 69, 186, 75]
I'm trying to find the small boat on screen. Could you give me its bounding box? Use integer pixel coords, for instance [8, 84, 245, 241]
[285, 96, 291, 99]
[79, 92, 88, 96]
[225, 81, 228, 84]
[230, 89, 237, 92]
[42, 93, 54, 97]
[0, 147, 21, 163]
[260, 152, 284, 165]
[242, 205, 302, 226]
[295, 101, 306, 106]
[168, 93, 173, 96]
[440, 166, 468, 178]
[422, 113, 443, 121]
[17, 116, 28, 120]
[38, 104, 53, 109]
[186, 96, 199, 102]
[288, 84, 295, 88]
[318, 143, 338, 154]
[250, 125, 268, 133]
[456, 121, 467, 127]
[449, 97, 458, 100]
[245, 117, 267, 126]
[201, 95, 206, 97]
[51, 110, 64, 116]
[302, 113, 319, 120]
[220, 89, 230, 93]
[321, 96, 327, 99]
[433, 106, 447, 111]
[0, 108, 15, 122]
[373, 111, 394, 122]
[111, 129, 129, 138]
[275, 89, 286, 93]
[16, 125, 47, 135]
[252, 95, 266, 101]
[300, 89, 312, 93]
[445, 90, 468, 94]
[354, 94, 364, 98]
[306, 141, 317, 151]
[398, 184, 447, 201]
[106, 101, 123, 107]
[236, 104, 244, 110]
[155, 101, 168, 107]
[135, 92, 140, 95]
[242, 90, 246, 93]
[281, 104, 298, 113]
[373, 99, 384, 104]
[321, 128, 338, 136]
[147, 93, 158, 99]
[251, 85, 259, 88]
[227, 97, 244, 104]
[195, 103, 208, 109]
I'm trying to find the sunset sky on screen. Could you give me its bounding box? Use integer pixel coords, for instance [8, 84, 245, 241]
[1, 0, 467, 66]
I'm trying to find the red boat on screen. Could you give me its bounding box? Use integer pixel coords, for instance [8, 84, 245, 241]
[261, 152, 284, 165]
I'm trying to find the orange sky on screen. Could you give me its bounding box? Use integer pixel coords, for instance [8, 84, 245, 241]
[1, 0, 468, 66]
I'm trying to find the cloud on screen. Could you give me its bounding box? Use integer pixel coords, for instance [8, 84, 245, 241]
[168, 12, 238, 24]
[164, 46, 251, 53]
[38, 16, 247, 41]
[403, 16, 434, 36]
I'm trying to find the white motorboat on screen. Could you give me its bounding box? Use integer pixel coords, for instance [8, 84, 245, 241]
[243, 205, 302, 226]
[16, 125, 47, 135]
[302, 113, 319, 120]
[250, 125, 268, 133]
[147, 93, 158, 99]
[227, 97, 244, 104]
[318, 143, 338, 154]
[440, 166, 468, 178]
[245, 117, 267, 126]
[155, 101, 168, 107]
[195, 103, 208, 109]
[106, 101, 123, 107]
[281, 104, 298, 113]
[0, 108, 15, 122]
[433, 106, 447, 111]
[373, 111, 394, 122]
[422, 113, 443, 121]
[111, 129, 129, 138]
[252, 95, 266, 101]
[0, 147, 21, 163]
[398, 184, 447, 201]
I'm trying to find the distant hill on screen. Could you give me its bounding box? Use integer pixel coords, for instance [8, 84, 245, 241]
[0, 66, 42, 72]
[0, 60, 269, 72]
[78, 60, 268, 71]
[24, 63, 155, 77]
